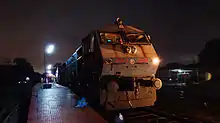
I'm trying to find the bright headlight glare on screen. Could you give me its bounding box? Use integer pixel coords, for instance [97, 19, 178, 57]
[152, 57, 160, 65]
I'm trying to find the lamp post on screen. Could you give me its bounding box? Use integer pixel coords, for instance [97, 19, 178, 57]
[43, 44, 55, 83]
[44, 44, 55, 73]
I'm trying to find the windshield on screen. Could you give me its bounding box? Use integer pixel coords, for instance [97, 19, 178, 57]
[100, 33, 122, 44]
[100, 32, 151, 44]
[126, 33, 151, 43]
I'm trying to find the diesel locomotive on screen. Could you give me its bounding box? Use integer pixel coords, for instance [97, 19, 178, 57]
[59, 18, 162, 110]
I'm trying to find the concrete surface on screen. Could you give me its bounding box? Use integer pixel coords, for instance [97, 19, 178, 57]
[27, 83, 107, 123]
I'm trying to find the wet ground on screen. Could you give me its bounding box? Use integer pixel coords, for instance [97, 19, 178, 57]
[21, 81, 220, 123]
[28, 83, 107, 123]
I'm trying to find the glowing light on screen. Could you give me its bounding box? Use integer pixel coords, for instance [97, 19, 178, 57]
[47, 64, 52, 70]
[119, 113, 124, 120]
[152, 57, 160, 65]
[178, 69, 183, 73]
[26, 77, 30, 81]
[115, 113, 124, 122]
[55, 68, 58, 78]
[45, 44, 55, 54]
[205, 72, 212, 80]
[47, 73, 55, 77]
[47, 70, 51, 74]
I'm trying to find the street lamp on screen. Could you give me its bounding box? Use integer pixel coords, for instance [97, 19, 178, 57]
[44, 44, 55, 73]
[47, 64, 52, 70]
[45, 44, 55, 54]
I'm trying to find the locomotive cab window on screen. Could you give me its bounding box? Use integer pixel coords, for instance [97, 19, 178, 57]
[100, 32, 151, 44]
[100, 33, 122, 44]
[126, 33, 151, 44]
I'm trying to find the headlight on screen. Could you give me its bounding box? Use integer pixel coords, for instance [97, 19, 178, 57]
[131, 46, 137, 54]
[126, 46, 132, 54]
[152, 78, 162, 90]
[152, 57, 160, 65]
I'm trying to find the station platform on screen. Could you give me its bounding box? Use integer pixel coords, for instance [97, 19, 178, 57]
[27, 83, 107, 123]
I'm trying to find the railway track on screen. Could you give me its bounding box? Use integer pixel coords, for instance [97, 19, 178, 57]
[118, 108, 179, 123]
[98, 107, 218, 123]
[70, 86, 218, 123]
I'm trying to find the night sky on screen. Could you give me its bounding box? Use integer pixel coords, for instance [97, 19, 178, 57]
[0, 0, 219, 73]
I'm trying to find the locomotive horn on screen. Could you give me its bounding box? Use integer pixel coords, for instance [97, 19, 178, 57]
[114, 17, 124, 29]
[114, 17, 123, 24]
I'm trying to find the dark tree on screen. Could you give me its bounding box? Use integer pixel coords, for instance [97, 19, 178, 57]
[31, 72, 42, 85]
[198, 39, 220, 79]
[13, 58, 34, 71]
[160, 62, 185, 69]
[13, 58, 34, 81]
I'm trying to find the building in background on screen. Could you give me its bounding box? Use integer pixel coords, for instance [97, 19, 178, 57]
[157, 62, 211, 86]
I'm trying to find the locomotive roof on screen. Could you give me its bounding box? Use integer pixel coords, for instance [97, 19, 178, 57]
[97, 24, 144, 33]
